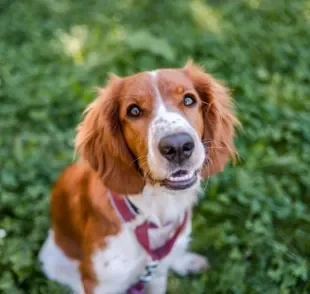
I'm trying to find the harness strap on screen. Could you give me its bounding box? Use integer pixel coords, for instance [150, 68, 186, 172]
[109, 191, 138, 222]
[109, 191, 188, 260]
[134, 212, 188, 260]
[108, 191, 189, 294]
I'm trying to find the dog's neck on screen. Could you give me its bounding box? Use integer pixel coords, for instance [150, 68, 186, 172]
[128, 180, 201, 226]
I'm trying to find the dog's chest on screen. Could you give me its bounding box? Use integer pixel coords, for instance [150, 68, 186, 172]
[91, 222, 177, 293]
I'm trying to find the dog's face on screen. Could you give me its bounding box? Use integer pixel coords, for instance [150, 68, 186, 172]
[119, 69, 205, 191]
[76, 62, 238, 194]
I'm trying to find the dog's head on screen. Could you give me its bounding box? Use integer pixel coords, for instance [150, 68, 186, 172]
[75, 61, 239, 194]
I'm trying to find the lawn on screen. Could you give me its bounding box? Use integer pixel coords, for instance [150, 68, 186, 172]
[0, 0, 309, 293]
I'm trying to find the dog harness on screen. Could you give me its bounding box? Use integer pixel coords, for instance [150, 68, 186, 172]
[109, 192, 188, 294]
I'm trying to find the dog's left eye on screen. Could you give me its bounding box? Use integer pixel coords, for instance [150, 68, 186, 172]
[127, 104, 142, 118]
[183, 95, 196, 107]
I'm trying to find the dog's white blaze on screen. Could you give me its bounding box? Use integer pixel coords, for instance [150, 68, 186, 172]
[149, 70, 167, 115]
[147, 71, 205, 180]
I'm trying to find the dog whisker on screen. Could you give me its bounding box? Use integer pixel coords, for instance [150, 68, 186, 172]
[130, 155, 147, 167]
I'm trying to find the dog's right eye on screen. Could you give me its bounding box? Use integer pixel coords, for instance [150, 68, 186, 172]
[127, 104, 142, 118]
[183, 94, 196, 107]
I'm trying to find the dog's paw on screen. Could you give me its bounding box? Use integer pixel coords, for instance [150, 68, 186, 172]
[170, 252, 209, 276]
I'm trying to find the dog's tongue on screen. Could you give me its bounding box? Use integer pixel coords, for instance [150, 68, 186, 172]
[171, 170, 188, 177]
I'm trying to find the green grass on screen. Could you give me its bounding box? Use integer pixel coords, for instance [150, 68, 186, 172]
[1, 0, 310, 293]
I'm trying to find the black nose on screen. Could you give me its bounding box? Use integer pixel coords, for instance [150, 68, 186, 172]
[159, 133, 195, 164]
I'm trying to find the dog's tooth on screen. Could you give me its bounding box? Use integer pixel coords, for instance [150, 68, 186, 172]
[168, 171, 195, 182]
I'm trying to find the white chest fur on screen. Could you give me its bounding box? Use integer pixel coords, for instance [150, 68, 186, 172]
[92, 184, 199, 294]
[39, 183, 205, 294]
[92, 216, 192, 294]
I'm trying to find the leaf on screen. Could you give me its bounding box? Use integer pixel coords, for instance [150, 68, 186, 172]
[124, 30, 176, 61]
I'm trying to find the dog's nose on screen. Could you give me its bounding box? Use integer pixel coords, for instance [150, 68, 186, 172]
[159, 133, 195, 164]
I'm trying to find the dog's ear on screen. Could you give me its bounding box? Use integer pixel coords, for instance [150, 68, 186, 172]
[75, 76, 145, 194]
[184, 61, 239, 177]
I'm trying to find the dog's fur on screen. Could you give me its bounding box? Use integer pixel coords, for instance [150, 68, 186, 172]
[39, 61, 238, 294]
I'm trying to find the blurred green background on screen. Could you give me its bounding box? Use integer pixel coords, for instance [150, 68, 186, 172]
[1, 0, 310, 293]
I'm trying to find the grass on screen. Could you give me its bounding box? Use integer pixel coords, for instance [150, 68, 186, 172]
[0, 0, 309, 293]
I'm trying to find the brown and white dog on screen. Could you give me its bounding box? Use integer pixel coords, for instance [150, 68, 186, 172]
[39, 61, 238, 294]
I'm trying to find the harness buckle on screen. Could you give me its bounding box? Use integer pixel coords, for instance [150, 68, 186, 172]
[139, 260, 159, 283]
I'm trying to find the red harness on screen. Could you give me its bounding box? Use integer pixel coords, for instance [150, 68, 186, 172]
[109, 192, 188, 294]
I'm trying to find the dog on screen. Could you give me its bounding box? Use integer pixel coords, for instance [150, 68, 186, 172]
[39, 61, 238, 294]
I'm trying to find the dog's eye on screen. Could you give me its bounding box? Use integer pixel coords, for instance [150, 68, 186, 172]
[127, 104, 142, 118]
[183, 95, 196, 107]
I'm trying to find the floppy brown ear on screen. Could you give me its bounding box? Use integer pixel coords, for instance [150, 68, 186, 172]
[75, 76, 144, 194]
[184, 61, 239, 177]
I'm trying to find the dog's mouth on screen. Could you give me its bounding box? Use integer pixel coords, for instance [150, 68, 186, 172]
[162, 170, 198, 190]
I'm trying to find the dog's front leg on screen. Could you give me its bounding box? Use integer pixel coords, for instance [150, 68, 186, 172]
[170, 251, 209, 276]
[170, 216, 209, 276]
